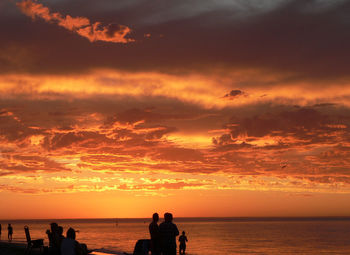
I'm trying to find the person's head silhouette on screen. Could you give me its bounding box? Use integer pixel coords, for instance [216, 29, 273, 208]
[164, 212, 173, 223]
[50, 222, 58, 232]
[152, 213, 159, 222]
[182, 231, 185, 235]
[66, 228, 76, 240]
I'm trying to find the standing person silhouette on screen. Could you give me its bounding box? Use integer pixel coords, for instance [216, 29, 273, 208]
[149, 213, 161, 255]
[0, 223, 2, 240]
[159, 213, 179, 255]
[8, 223, 13, 242]
[178, 231, 188, 255]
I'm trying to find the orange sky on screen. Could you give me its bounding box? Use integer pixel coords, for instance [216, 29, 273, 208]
[1, 0, 350, 219]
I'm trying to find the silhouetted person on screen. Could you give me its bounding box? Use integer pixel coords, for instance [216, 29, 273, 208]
[0, 223, 2, 240]
[8, 223, 13, 242]
[46, 222, 60, 254]
[149, 213, 161, 255]
[159, 213, 179, 255]
[178, 231, 188, 255]
[58, 226, 65, 252]
[61, 227, 88, 255]
[61, 228, 77, 255]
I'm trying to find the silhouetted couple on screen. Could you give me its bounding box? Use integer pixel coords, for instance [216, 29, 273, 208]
[46, 223, 63, 255]
[149, 212, 179, 255]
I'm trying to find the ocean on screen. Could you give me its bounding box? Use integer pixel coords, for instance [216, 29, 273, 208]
[1, 217, 350, 254]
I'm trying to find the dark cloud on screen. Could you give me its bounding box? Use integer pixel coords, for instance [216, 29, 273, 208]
[0, 154, 70, 174]
[43, 131, 113, 150]
[0, 0, 349, 81]
[111, 108, 177, 125]
[151, 147, 204, 162]
[223, 90, 246, 100]
[217, 106, 350, 146]
[0, 110, 45, 142]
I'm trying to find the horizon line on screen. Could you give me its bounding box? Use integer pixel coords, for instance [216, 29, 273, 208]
[1, 216, 350, 221]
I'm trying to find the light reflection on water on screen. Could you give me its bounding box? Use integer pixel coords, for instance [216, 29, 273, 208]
[1, 218, 350, 255]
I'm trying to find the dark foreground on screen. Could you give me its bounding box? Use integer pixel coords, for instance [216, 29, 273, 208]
[0, 241, 120, 255]
[0, 241, 42, 255]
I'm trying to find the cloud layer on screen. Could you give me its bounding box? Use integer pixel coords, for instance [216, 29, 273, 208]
[1, 91, 350, 195]
[1, 0, 350, 216]
[0, 0, 347, 82]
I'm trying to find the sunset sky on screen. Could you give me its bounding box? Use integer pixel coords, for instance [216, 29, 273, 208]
[1, 0, 350, 219]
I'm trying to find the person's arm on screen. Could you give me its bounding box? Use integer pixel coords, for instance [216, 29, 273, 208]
[185, 236, 188, 242]
[174, 225, 179, 236]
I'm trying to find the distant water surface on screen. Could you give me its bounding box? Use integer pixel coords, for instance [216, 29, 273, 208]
[1, 217, 350, 254]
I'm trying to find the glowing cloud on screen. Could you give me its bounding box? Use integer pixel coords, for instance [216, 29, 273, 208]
[2, 0, 350, 218]
[16, 0, 134, 43]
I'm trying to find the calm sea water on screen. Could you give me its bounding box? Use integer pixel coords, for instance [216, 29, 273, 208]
[1, 218, 350, 254]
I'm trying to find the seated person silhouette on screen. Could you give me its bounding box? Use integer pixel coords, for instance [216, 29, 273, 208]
[178, 231, 188, 255]
[61, 227, 88, 255]
[46, 222, 60, 254]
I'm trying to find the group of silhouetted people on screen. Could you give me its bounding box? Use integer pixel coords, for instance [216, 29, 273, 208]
[0, 223, 13, 241]
[0, 222, 87, 255]
[1, 218, 188, 255]
[149, 213, 188, 255]
[46, 222, 88, 255]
